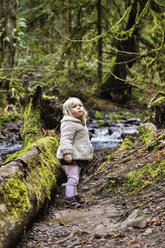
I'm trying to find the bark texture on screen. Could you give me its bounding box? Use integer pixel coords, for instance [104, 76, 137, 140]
[0, 0, 17, 89]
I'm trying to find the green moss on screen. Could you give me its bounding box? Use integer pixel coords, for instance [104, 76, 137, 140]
[138, 124, 155, 145]
[25, 136, 61, 204]
[2, 135, 62, 220]
[0, 174, 30, 220]
[3, 150, 24, 163]
[21, 100, 43, 147]
[0, 93, 7, 109]
[95, 110, 102, 119]
[0, 134, 62, 226]
[152, 96, 165, 107]
[43, 95, 57, 100]
[107, 154, 111, 161]
[119, 137, 135, 151]
[105, 178, 118, 193]
[0, 112, 20, 123]
[95, 161, 107, 175]
[108, 110, 135, 121]
[110, 113, 121, 121]
[141, 127, 154, 145]
[125, 159, 165, 192]
[146, 134, 165, 150]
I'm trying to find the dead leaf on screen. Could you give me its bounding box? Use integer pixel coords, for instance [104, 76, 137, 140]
[155, 151, 165, 159]
[135, 163, 144, 168]
[104, 233, 123, 238]
[123, 150, 130, 156]
[80, 237, 93, 245]
[141, 174, 148, 180]
[147, 217, 164, 227]
[42, 128, 56, 136]
[126, 239, 136, 245]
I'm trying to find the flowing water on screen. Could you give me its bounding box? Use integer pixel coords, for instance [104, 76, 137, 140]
[0, 121, 22, 164]
[0, 142, 22, 163]
[88, 118, 142, 150]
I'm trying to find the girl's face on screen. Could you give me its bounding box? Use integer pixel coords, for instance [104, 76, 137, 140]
[70, 99, 84, 119]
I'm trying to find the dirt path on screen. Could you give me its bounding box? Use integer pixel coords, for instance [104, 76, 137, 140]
[16, 174, 165, 248]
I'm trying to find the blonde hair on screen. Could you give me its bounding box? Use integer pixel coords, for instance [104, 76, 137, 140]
[62, 97, 88, 121]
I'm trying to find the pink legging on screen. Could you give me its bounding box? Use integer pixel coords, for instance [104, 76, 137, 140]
[62, 165, 81, 198]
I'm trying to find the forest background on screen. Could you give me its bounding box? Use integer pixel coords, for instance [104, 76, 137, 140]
[0, 0, 165, 120]
[0, 2, 165, 247]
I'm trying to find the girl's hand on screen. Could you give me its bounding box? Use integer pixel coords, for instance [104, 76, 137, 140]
[64, 153, 73, 163]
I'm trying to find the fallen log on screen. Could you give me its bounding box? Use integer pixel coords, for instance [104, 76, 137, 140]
[0, 87, 64, 248]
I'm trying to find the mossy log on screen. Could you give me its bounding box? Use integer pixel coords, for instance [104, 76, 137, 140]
[0, 87, 64, 248]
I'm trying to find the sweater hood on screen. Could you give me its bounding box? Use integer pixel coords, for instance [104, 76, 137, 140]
[61, 115, 83, 124]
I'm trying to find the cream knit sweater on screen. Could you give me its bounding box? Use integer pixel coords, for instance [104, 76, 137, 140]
[56, 116, 93, 160]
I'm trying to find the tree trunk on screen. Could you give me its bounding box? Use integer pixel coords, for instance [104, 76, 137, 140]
[0, 0, 16, 69]
[0, 87, 64, 248]
[97, 0, 102, 97]
[101, 0, 149, 103]
[0, 0, 17, 103]
[68, 0, 72, 79]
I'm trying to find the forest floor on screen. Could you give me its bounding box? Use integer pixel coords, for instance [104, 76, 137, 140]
[16, 128, 165, 248]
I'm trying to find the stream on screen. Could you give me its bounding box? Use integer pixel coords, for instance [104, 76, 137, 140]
[0, 116, 142, 164]
[88, 117, 142, 150]
[0, 121, 22, 164]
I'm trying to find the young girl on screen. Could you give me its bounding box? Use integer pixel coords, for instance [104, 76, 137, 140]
[56, 97, 93, 207]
